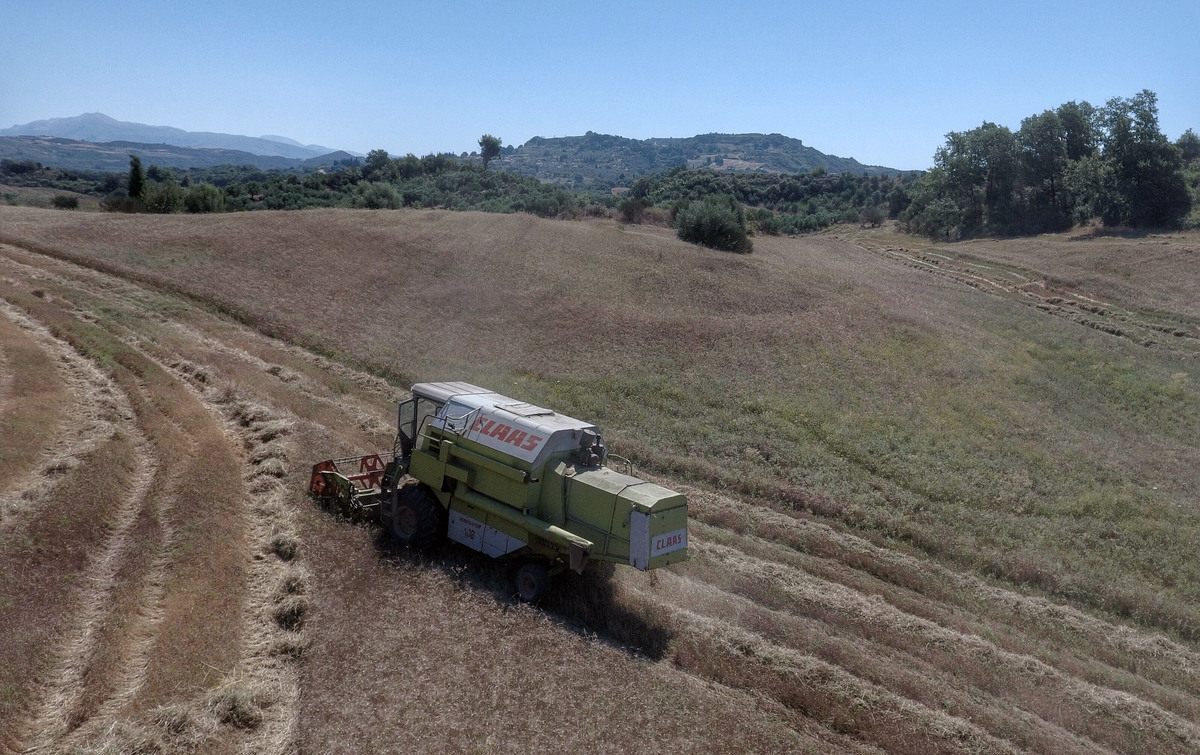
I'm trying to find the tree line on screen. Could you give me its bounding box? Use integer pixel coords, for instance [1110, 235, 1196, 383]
[900, 90, 1197, 238]
[89, 148, 578, 217]
[623, 164, 914, 235]
[8, 91, 1196, 247]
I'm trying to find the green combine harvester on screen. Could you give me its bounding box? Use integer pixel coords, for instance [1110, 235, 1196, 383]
[310, 382, 689, 601]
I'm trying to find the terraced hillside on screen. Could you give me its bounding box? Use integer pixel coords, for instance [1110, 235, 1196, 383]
[2, 206, 1198, 753]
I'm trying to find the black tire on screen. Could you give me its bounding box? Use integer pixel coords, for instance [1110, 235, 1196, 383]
[387, 483, 444, 547]
[515, 561, 550, 603]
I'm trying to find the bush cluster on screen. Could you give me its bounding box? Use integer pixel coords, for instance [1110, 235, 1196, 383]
[675, 194, 753, 253]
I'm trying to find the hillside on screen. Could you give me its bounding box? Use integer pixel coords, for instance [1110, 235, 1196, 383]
[0, 135, 357, 172]
[2, 206, 1199, 753]
[497, 131, 903, 189]
[0, 113, 342, 159]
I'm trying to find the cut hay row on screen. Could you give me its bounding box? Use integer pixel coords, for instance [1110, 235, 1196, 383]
[638, 567, 1107, 755]
[678, 480, 1200, 697]
[19, 417, 155, 752]
[0, 253, 253, 752]
[686, 539, 1200, 752]
[0, 293, 122, 528]
[5, 246, 315, 752]
[0, 291, 145, 755]
[665, 597, 1023, 755]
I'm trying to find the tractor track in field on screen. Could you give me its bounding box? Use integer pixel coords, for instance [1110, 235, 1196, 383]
[844, 235, 1200, 357]
[20, 418, 158, 752]
[0, 289, 165, 754]
[0, 245, 307, 753]
[0, 296, 130, 530]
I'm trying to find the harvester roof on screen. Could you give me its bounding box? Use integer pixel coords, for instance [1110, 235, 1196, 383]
[413, 382, 599, 466]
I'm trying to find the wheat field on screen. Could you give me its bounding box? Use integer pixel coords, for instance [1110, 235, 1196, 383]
[2, 205, 1198, 753]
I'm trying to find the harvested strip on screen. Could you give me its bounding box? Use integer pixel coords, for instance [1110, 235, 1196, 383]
[0, 298, 119, 526]
[0, 280, 249, 749]
[634, 567, 1109, 755]
[679, 481, 1200, 696]
[668, 600, 1021, 755]
[20, 415, 155, 750]
[693, 539, 1200, 753]
[0, 304, 66, 500]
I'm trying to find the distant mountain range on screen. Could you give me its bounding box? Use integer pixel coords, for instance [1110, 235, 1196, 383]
[1, 113, 903, 182]
[0, 113, 345, 160]
[0, 135, 358, 172]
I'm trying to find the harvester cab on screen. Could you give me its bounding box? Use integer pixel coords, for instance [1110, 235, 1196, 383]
[310, 381, 689, 602]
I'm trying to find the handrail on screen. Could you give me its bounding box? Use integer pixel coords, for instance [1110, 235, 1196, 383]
[606, 453, 634, 476]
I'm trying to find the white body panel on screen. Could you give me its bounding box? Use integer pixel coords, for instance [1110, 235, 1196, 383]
[447, 510, 526, 558]
[652, 527, 687, 558]
[630, 510, 650, 571]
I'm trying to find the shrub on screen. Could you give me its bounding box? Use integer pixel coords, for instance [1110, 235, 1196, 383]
[675, 194, 753, 253]
[141, 180, 185, 213]
[51, 194, 79, 210]
[1, 159, 42, 175]
[618, 198, 647, 224]
[859, 204, 885, 227]
[102, 190, 141, 213]
[184, 182, 226, 213]
[351, 180, 401, 209]
[746, 206, 781, 235]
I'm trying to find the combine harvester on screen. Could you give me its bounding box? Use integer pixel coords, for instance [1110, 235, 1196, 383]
[310, 382, 689, 601]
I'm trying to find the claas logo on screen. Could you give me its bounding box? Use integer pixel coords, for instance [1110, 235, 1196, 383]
[472, 415, 544, 452]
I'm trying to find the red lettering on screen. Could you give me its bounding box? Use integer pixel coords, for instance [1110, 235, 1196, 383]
[654, 533, 684, 552]
[489, 423, 511, 441]
[472, 416, 489, 432]
[475, 418, 494, 435]
[506, 430, 528, 447]
[521, 435, 543, 452]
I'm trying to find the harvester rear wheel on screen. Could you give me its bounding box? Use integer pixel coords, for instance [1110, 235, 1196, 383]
[515, 561, 550, 603]
[388, 483, 443, 547]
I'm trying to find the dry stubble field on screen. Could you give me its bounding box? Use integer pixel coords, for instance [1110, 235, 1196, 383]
[1, 205, 1199, 754]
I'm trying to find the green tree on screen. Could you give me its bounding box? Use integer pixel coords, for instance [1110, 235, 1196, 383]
[479, 134, 502, 169]
[351, 180, 401, 209]
[141, 178, 184, 213]
[858, 204, 884, 227]
[916, 124, 1021, 236]
[1018, 110, 1070, 230]
[1177, 129, 1200, 165]
[1056, 101, 1098, 161]
[1099, 90, 1190, 227]
[363, 149, 397, 181]
[128, 155, 146, 199]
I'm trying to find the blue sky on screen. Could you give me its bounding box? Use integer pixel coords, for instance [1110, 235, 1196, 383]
[3, 0, 1197, 170]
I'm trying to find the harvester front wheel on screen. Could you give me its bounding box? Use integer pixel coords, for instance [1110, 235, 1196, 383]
[388, 483, 443, 547]
[515, 561, 550, 603]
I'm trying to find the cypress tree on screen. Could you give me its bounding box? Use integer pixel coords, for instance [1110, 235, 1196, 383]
[128, 155, 146, 199]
